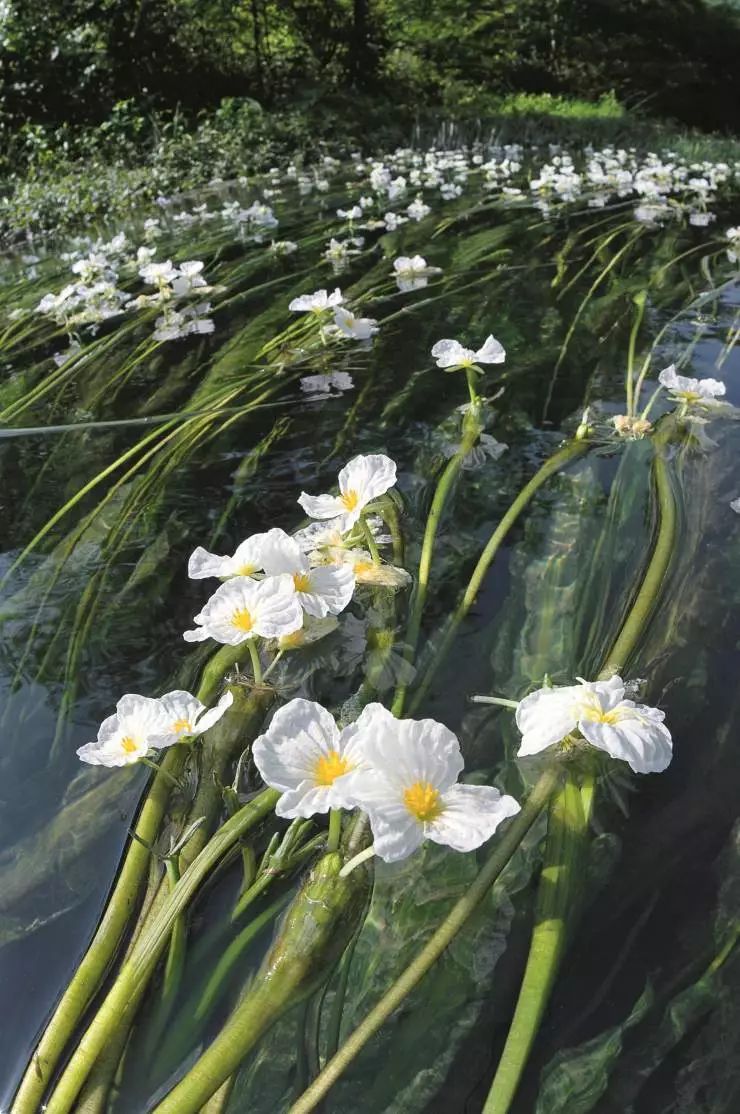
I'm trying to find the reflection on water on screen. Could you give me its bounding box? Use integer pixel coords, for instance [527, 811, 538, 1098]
[1, 160, 740, 1112]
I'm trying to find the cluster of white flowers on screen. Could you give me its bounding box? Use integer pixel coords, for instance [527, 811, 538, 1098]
[288, 287, 379, 340]
[35, 239, 219, 346]
[253, 699, 521, 862]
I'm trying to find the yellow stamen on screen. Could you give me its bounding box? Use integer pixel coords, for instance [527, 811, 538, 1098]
[293, 571, 312, 593]
[314, 749, 351, 786]
[120, 735, 138, 754]
[340, 489, 359, 511]
[403, 781, 443, 822]
[236, 563, 257, 577]
[280, 629, 304, 649]
[231, 607, 254, 632]
[172, 718, 193, 734]
[354, 560, 375, 577]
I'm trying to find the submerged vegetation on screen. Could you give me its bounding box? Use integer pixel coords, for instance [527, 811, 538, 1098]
[2, 126, 740, 1114]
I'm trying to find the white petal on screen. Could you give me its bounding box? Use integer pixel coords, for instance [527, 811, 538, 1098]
[193, 690, 234, 734]
[298, 492, 347, 521]
[305, 564, 355, 615]
[515, 686, 580, 756]
[366, 804, 424, 862]
[252, 574, 303, 638]
[474, 335, 506, 364]
[252, 698, 341, 793]
[431, 338, 467, 367]
[338, 453, 397, 506]
[579, 709, 672, 774]
[259, 528, 303, 575]
[427, 784, 520, 852]
[188, 546, 229, 579]
[346, 704, 463, 793]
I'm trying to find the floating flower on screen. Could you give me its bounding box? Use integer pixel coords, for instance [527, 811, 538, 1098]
[252, 698, 366, 818]
[431, 335, 506, 372]
[731, 497, 740, 514]
[515, 675, 672, 774]
[288, 288, 343, 313]
[392, 255, 441, 292]
[260, 529, 356, 618]
[300, 371, 354, 399]
[333, 305, 378, 340]
[298, 453, 397, 533]
[343, 704, 521, 862]
[148, 690, 234, 747]
[183, 574, 302, 645]
[77, 694, 170, 767]
[658, 365, 726, 406]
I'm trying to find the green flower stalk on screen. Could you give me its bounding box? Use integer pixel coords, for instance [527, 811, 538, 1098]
[152, 851, 372, 1114]
[10, 641, 253, 1114]
[483, 421, 679, 1114]
[408, 437, 590, 714]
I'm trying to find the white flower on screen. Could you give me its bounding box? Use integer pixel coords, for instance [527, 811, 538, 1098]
[148, 690, 234, 747]
[140, 260, 178, 286]
[431, 335, 506, 371]
[333, 305, 378, 340]
[188, 533, 271, 580]
[343, 704, 520, 862]
[77, 694, 170, 767]
[443, 432, 508, 469]
[337, 205, 363, 221]
[171, 260, 207, 297]
[183, 574, 302, 645]
[515, 675, 673, 774]
[289, 288, 343, 313]
[298, 453, 397, 533]
[658, 364, 726, 404]
[407, 197, 431, 221]
[260, 528, 355, 618]
[392, 255, 441, 292]
[731, 497, 740, 514]
[252, 698, 367, 818]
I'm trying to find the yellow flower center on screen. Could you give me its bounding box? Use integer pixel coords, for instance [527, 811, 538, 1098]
[314, 749, 351, 786]
[236, 563, 257, 577]
[120, 735, 138, 754]
[293, 571, 312, 593]
[353, 560, 375, 577]
[340, 489, 360, 511]
[280, 629, 304, 649]
[231, 607, 254, 632]
[403, 781, 443, 822]
[172, 718, 193, 734]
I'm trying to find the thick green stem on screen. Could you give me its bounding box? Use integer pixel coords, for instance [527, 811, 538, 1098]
[481, 425, 678, 1114]
[9, 749, 186, 1114]
[482, 774, 589, 1114]
[153, 852, 372, 1114]
[408, 439, 589, 714]
[288, 765, 561, 1114]
[42, 789, 279, 1114]
[326, 809, 343, 853]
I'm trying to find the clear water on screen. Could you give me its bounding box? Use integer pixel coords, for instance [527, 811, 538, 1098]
[2, 164, 740, 1113]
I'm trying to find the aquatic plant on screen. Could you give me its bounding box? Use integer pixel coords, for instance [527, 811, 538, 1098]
[2, 135, 740, 1114]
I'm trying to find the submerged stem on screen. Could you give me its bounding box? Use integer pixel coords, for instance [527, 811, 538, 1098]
[481, 421, 679, 1114]
[408, 439, 589, 714]
[392, 412, 482, 716]
[288, 765, 561, 1114]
